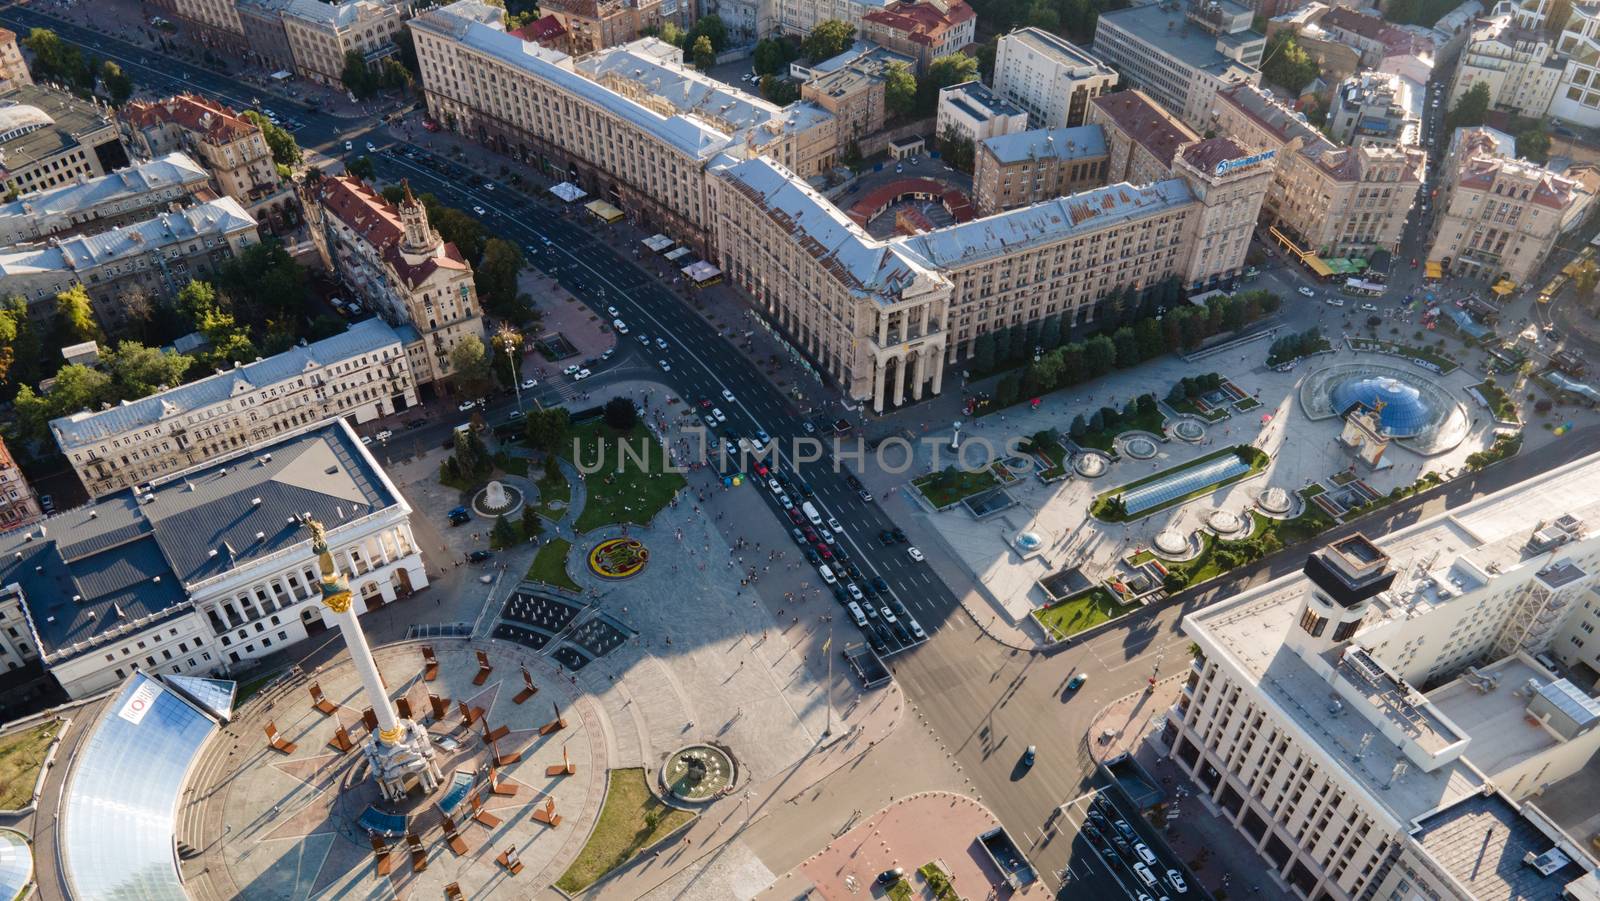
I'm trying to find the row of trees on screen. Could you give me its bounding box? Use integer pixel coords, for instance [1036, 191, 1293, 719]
[1065, 393, 1159, 439]
[1265, 327, 1328, 366]
[341, 50, 414, 100]
[1260, 33, 1319, 95]
[21, 28, 133, 103]
[1166, 372, 1225, 404]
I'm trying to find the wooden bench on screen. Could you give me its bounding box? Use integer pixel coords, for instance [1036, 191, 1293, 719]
[469, 791, 501, 829]
[458, 700, 485, 729]
[445, 882, 464, 900]
[539, 701, 568, 736]
[531, 796, 562, 829]
[492, 740, 521, 767]
[545, 745, 576, 778]
[264, 722, 296, 755]
[429, 693, 450, 720]
[435, 804, 471, 856]
[513, 665, 538, 705]
[308, 682, 337, 716]
[496, 848, 524, 875]
[405, 833, 427, 873]
[472, 650, 494, 686]
[327, 725, 354, 754]
[362, 707, 379, 733]
[488, 766, 518, 797]
[369, 835, 395, 877]
[481, 722, 510, 745]
[396, 696, 413, 720]
[421, 645, 439, 682]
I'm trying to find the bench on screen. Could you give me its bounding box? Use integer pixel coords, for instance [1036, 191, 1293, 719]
[421, 645, 439, 682]
[263, 722, 296, 755]
[308, 682, 338, 716]
[369, 835, 395, 876]
[472, 649, 494, 686]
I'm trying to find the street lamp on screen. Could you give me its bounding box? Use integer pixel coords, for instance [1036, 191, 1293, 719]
[495, 323, 524, 412]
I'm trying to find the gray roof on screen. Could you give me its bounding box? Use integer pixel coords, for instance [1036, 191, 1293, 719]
[1, 421, 396, 659]
[51, 318, 404, 449]
[0, 152, 208, 222]
[941, 81, 1026, 121]
[1095, 3, 1264, 77]
[0, 84, 117, 173]
[0, 196, 257, 279]
[1413, 792, 1586, 900]
[895, 179, 1195, 270]
[981, 125, 1107, 165]
[1004, 27, 1115, 73]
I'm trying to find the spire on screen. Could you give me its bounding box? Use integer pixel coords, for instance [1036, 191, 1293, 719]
[402, 178, 416, 206]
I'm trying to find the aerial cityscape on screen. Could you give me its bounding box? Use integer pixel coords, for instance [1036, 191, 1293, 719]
[2, 0, 1600, 895]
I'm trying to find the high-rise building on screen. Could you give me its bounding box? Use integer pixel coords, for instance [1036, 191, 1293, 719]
[1091, 0, 1263, 131]
[0, 26, 32, 93]
[992, 28, 1118, 129]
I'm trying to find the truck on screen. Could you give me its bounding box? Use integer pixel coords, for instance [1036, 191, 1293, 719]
[978, 826, 1035, 889]
[801, 500, 822, 525]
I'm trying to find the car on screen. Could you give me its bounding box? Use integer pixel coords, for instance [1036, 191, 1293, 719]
[827, 516, 842, 532]
[613, 319, 629, 334]
[796, 479, 814, 497]
[871, 576, 889, 593]
[563, 364, 581, 376]
[753, 462, 769, 477]
[754, 428, 771, 445]
[521, 377, 538, 389]
[859, 488, 874, 502]
[722, 388, 736, 403]
[343, 140, 353, 150]
[361, 435, 374, 446]
[845, 473, 863, 490]
[467, 549, 494, 563]
[876, 867, 906, 885]
[846, 583, 864, 601]
[805, 548, 821, 564]
[819, 564, 837, 584]
[448, 506, 471, 525]
[376, 430, 393, 441]
[908, 617, 926, 639]
[575, 369, 592, 380]
[895, 164, 904, 174]
[1326, 297, 1345, 307]
[1067, 673, 1089, 690]
[712, 408, 727, 423]
[1134, 863, 1158, 887]
[637, 333, 651, 345]
[787, 508, 804, 525]
[458, 399, 477, 412]
[818, 528, 835, 545]
[891, 528, 907, 544]
[1360, 303, 1379, 312]
[880, 605, 897, 623]
[507, 410, 525, 421]
[803, 421, 816, 434]
[472, 205, 486, 216]
[767, 478, 783, 493]
[658, 359, 671, 371]
[906, 546, 925, 563]
[1135, 843, 1158, 866]
[656, 337, 669, 350]
[605, 305, 620, 317]
[1297, 286, 1316, 297]
[1022, 745, 1036, 766]
[482, 182, 494, 191]
[1166, 870, 1188, 893]
[879, 529, 897, 545]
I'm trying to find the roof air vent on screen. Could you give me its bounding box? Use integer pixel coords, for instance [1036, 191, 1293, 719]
[153, 575, 161, 583]
[255, 531, 265, 541]
[252, 497, 262, 506]
[142, 494, 155, 503]
[208, 548, 219, 558]
[89, 510, 97, 518]
[72, 594, 81, 603]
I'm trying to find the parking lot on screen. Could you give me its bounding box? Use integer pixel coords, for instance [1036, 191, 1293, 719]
[1056, 785, 1208, 901]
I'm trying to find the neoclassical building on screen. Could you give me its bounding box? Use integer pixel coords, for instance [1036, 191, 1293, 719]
[0, 420, 428, 699]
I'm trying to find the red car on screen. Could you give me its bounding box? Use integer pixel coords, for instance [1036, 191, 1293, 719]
[754, 462, 769, 476]
[699, 398, 713, 408]
[787, 509, 804, 525]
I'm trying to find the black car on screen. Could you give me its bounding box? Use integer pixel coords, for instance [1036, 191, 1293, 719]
[804, 548, 821, 565]
[879, 529, 896, 546]
[448, 506, 471, 526]
[847, 562, 865, 582]
[467, 549, 494, 563]
[871, 576, 889, 593]
[796, 479, 814, 498]
[831, 583, 848, 602]
[891, 620, 912, 643]
[867, 630, 888, 653]
[845, 473, 864, 490]
[892, 528, 908, 544]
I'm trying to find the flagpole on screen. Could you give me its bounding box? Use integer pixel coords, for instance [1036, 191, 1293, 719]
[823, 621, 833, 738]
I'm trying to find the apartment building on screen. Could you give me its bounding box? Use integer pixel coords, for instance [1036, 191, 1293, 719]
[1091, 0, 1263, 131]
[1327, 71, 1420, 149]
[0, 197, 259, 333]
[1, 419, 428, 699]
[1088, 90, 1202, 187]
[992, 27, 1118, 129]
[51, 318, 417, 498]
[236, 0, 298, 72]
[0, 26, 31, 94]
[0, 85, 130, 198]
[1209, 84, 1426, 258]
[776, 0, 875, 40]
[303, 177, 483, 386]
[1426, 126, 1576, 285]
[539, 0, 665, 54]
[1169, 450, 1600, 901]
[576, 38, 840, 177]
[935, 81, 1027, 144]
[166, 0, 246, 51]
[0, 436, 42, 534]
[281, 0, 405, 86]
[799, 46, 911, 146]
[859, 0, 975, 74]
[1449, 8, 1563, 119]
[120, 94, 296, 228]
[972, 125, 1108, 216]
[0, 152, 211, 245]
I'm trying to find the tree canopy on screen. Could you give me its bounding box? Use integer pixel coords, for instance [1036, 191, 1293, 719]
[692, 35, 716, 71]
[450, 334, 494, 397]
[1447, 82, 1491, 130]
[884, 61, 917, 119]
[1259, 33, 1319, 94]
[476, 239, 527, 319]
[802, 19, 856, 62]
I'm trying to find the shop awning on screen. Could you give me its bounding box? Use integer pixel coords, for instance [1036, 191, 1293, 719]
[682, 260, 723, 286]
[641, 234, 674, 253]
[585, 199, 624, 223]
[1304, 255, 1334, 277]
[1492, 279, 1516, 296]
[549, 182, 586, 203]
[1425, 261, 1444, 279]
[664, 246, 692, 262]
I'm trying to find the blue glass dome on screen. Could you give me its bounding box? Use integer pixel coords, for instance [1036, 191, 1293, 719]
[1332, 376, 1432, 437]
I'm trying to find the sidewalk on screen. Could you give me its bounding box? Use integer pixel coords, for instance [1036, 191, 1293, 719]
[1085, 675, 1297, 901]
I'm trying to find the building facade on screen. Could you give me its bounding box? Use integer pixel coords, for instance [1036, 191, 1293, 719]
[1327, 71, 1420, 149]
[1, 420, 428, 699]
[0, 85, 130, 198]
[0, 197, 259, 333]
[935, 81, 1028, 144]
[236, 0, 298, 72]
[0, 26, 31, 94]
[858, 1, 976, 74]
[281, 0, 405, 86]
[798, 46, 909, 147]
[1091, 0, 1263, 131]
[166, 0, 246, 51]
[1210, 84, 1426, 258]
[119, 94, 296, 229]
[539, 0, 665, 54]
[1427, 126, 1576, 284]
[51, 318, 416, 497]
[0, 152, 211, 245]
[1449, 8, 1563, 119]
[1088, 90, 1202, 187]
[0, 436, 42, 534]
[303, 176, 483, 386]
[972, 125, 1108, 216]
[992, 27, 1118, 129]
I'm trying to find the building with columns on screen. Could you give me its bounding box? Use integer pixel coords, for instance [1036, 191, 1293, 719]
[0, 419, 427, 700]
[1168, 451, 1600, 901]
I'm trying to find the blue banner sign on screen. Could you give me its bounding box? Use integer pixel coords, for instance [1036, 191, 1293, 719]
[1215, 150, 1277, 175]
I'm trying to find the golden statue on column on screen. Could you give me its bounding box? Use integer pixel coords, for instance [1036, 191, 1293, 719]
[304, 516, 441, 799]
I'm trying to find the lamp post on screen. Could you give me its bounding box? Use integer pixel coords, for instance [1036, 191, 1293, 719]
[497, 323, 524, 412]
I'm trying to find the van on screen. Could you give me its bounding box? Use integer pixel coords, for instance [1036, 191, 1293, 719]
[847, 601, 867, 626]
[801, 501, 822, 525]
[1134, 863, 1158, 887]
[818, 564, 837, 584]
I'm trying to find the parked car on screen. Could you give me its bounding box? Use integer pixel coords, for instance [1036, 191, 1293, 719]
[907, 546, 925, 562]
[1067, 673, 1089, 690]
[467, 549, 494, 563]
[448, 506, 471, 525]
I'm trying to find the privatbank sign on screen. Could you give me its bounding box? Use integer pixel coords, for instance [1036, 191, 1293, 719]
[1215, 150, 1277, 176]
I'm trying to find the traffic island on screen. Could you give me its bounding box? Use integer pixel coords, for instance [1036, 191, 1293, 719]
[1091, 446, 1269, 522]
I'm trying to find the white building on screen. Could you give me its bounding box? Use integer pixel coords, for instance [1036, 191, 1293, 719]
[1091, 0, 1263, 131]
[1168, 452, 1600, 901]
[1448, 7, 1563, 119]
[0, 152, 211, 245]
[935, 80, 1028, 144]
[991, 27, 1118, 129]
[0, 419, 428, 699]
[1327, 71, 1421, 149]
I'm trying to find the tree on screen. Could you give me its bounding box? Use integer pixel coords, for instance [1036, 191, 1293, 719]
[521, 504, 543, 541]
[346, 155, 376, 180]
[1447, 82, 1491, 130]
[238, 109, 300, 167]
[23, 29, 89, 91]
[54, 285, 102, 345]
[803, 19, 856, 62]
[1259, 33, 1319, 94]
[686, 14, 727, 51]
[526, 407, 572, 454]
[1134, 317, 1164, 361]
[1069, 414, 1088, 439]
[1084, 334, 1116, 377]
[100, 60, 133, 104]
[1112, 326, 1139, 368]
[217, 239, 307, 325]
[542, 452, 562, 485]
[491, 513, 517, 548]
[451, 335, 494, 397]
[883, 61, 918, 120]
[419, 193, 487, 263]
[476, 239, 526, 318]
[994, 374, 1020, 407]
[603, 396, 639, 431]
[341, 50, 379, 99]
[972, 332, 996, 373]
[1572, 259, 1600, 298]
[760, 74, 800, 105]
[1059, 341, 1087, 386]
[1039, 313, 1063, 351]
[1517, 120, 1553, 164]
[1088, 409, 1105, 432]
[103, 341, 192, 399]
[938, 124, 975, 173]
[691, 35, 716, 71]
[993, 323, 1014, 361]
[753, 38, 794, 75]
[918, 54, 978, 114]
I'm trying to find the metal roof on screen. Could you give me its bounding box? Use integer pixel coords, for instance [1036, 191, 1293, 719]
[1536, 679, 1600, 729]
[981, 125, 1107, 165]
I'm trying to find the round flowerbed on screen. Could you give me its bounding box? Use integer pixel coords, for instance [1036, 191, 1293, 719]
[588, 538, 649, 580]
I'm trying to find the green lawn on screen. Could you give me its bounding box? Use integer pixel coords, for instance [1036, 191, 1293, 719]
[919, 862, 959, 901]
[1032, 586, 1128, 640]
[555, 769, 696, 893]
[526, 537, 582, 592]
[914, 465, 1001, 507]
[492, 451, 530, 477]
[538, 467, 572, 513]
[1163, 498, 1335, 590]
[1166, 397, 1230, 423]
[1072, 406, 1169, 451]
[1091, 446, 1269, 522]
[0, 720, 60, 809]
[1232, 395, 1261, 412]
[1472, 381, 1519, 423]
[886, 879, 914, 901]
[563, 422, 687, 533]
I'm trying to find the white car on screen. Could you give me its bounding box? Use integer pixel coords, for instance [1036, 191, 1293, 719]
[613, 319, 629, 334]
[637, 333, 651, 346]
[1297, 286, 1316, 297]
[656, 337, 669, 350]
[574, 368, 592, 380]
[1326, 297, 1345, 307]
[722, 389, 736, 403]
[1166, 870, 1188, 894]
[712, 407, 727, 423]
[908, 617, 926, 639]
[457, 400, 477, 412]
[1360, 303, 1379, 312]
[846, 583, 864, 601]
[365, 142, 376, 152]
[563, 364, 581, 375]
[360, 435, 374, 446]
[880, 605, 898, 623]
[520, 377, 538, 389]
[483, 182, 494, 191]
[658, 359, 671, 371]
[818, 527, 835, 544]
[606, 305, 619, 316]
[472, 205, 486, 216]
[343, 140, 352, 150]
[376, 430, 393, 442]
[1135, 844, 1158, 866]
[907, 546, 925, 562]
[826, 516, 843, 532]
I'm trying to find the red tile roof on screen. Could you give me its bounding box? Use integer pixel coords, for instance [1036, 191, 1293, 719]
[314, 175, 469, 288]
[862, 0, 974, 44]
[121, 94, 258, 144]
[1090, 90, 1199, 168]
[511, 15, 567, 43]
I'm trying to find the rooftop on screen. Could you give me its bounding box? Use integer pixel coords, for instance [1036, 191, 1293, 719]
[981, 124, 1108, 165]
[1002, 26, 1115, 72]
[1426, 656, 1560, 778]
[120, 94, 261, 145]
[51, 318, 408, 448]
[0, 84, 117, 173]
[283, 0, 393, 29]
[1413, 792, 1588, 900]
[2, 421, 398, 660]
[940, 80, 1026, 121]
[0, 196, 256, 279]
[1094, 2, 1264, 77]
[0, 152, 208, 224]
[861, 0, 976, 43]
[1091, 90, 1201, 168]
